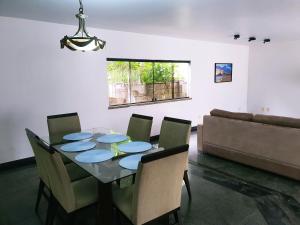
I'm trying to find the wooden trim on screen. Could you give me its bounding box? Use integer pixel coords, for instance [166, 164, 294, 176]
[132, 114, 153, 121]
[141, 144, 189, 163]
[47, 112, 78, 119]
[164, 117, 192, 125]
[108, 97, 192, 109]
[107, 58, 191, 64]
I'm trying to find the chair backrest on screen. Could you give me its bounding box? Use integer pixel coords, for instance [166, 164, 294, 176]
[132, 145, 189, 225]
[127, 114, 153, 142]
[25, 128, 50, 187]
[158, 117, 191, 149]
[25, 129, 75, 212]
[47, 112, 81, 144]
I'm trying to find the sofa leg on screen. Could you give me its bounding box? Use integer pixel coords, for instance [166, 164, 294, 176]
[183, 170, 192, 200]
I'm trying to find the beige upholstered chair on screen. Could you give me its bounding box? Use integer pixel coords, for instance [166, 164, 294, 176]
[158, 117, 192, 199]
[47, 112, 81, 145]
[47, 112, 89, 179]
[26, 128, 93, 218]
[118, 114, 153, 187]
[113, 144, 189, 225]
[26, 128, 51, 213]
[127, 114, 153, 142]
[26, 129, 98, 225]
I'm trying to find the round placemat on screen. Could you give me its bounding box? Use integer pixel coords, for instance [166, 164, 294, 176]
[119, 154, 144, 170]
[63, 132, 93, 141]
[96, 134, 128, 144]
[75, 149, 114, 163]
[118, 141, 152, 153]
[60, 141, 96, 152]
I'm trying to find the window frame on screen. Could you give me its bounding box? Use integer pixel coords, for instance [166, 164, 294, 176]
[107, 58, 192, 109]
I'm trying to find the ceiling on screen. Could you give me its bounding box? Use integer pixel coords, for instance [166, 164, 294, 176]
[1, 0, 300, 44]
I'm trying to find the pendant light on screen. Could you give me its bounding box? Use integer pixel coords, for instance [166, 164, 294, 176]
[60, 0, 106, 52]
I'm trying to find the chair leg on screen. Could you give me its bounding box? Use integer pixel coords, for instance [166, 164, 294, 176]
[115, 208, 121, 225]
[46, 194, 57, 225]
[173, 209, 183, 225]
[66, 212, 75, 225]
[35, 179, 45, 212]
[183, 170, 192, 200]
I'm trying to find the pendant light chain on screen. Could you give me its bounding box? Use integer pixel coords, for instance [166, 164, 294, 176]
[79, 0, 84, 13]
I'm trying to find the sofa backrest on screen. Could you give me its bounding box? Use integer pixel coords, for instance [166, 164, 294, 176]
[210, 109, 253, 121]
[203, 115, 300, 168]
[253, 114, 300, 129]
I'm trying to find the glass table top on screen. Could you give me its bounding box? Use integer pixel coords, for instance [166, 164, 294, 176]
[40, 127, 163, 184]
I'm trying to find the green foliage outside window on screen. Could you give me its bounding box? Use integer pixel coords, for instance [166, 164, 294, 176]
[107, 61, 183, 84]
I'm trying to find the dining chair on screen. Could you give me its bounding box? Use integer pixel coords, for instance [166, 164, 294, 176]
[26, 129, 92, 216]
[47, 112, 81, 145]
[158, 116, 192, 200]
[47, 112, 90, 179]
[26, 128, 51, 213]
[27, 129, 98, 225]
[113, 144, 189, 225]
[118, 114, 153, 187]
[127, 114, 153, 142]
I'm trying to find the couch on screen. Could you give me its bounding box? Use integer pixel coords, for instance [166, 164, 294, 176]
[197, 109, 300, 180]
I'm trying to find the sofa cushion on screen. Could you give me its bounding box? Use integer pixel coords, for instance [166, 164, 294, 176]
[253, 114, 300, 129]
[210, 109, 253, 121]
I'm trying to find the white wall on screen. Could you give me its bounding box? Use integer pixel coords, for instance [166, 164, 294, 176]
[248, 41, 300, 117]
[0, 16, 249, 163]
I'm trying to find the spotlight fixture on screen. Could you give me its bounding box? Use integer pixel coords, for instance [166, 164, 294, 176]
[263, 38, 271, 44]
[248, 37, 256, 42]
[234, 34, 240, 40]
[60, 0, 106, 52]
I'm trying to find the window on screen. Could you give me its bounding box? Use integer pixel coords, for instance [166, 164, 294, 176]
[107, 58, 191, 107]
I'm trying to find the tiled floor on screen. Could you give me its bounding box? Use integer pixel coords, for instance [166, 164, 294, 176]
[1, 132, 300, 225]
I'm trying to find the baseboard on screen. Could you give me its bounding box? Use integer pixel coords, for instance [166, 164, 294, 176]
[0, 157, 35, 171]
[0, 126, 198, 170]
[150, 135, 160, 142]
[191, 126, 197, 132]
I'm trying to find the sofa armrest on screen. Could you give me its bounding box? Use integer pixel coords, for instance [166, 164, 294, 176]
[197, 124, 204, 152]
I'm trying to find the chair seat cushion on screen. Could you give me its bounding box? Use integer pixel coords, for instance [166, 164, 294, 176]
[66, 162, 90, 181]
[72, 176, 98, 210]
[113, 185, 134, 221]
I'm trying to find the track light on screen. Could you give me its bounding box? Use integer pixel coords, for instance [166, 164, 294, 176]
[234, 34, 240, 40]
[248, 37, 256, 42]
[263, 38, 271, 44]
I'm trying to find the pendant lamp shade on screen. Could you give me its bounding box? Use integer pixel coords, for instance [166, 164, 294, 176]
[60, 0, 106, 52]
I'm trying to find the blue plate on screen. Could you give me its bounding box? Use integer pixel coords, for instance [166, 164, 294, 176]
[118, 141, 152, 153]
[75, 149, 114, 163]
[63, 132, 93, 141]
[60, 141, 96, 152]
[96, 134, 128, 144]
[119, 154, 144, 170]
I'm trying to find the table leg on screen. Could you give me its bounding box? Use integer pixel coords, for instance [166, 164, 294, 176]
[97, 182, 113, 225]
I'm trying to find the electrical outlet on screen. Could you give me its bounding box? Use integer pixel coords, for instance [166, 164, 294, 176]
[261, 107, 265, 112]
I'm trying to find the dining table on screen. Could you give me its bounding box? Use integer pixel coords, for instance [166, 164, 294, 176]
[41, 127, 163, 225]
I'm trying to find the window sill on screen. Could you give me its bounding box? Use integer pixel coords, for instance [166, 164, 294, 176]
[108, 97, 192, 109]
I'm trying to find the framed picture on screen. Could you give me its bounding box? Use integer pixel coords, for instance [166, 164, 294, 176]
[215, 63, 233, 83]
